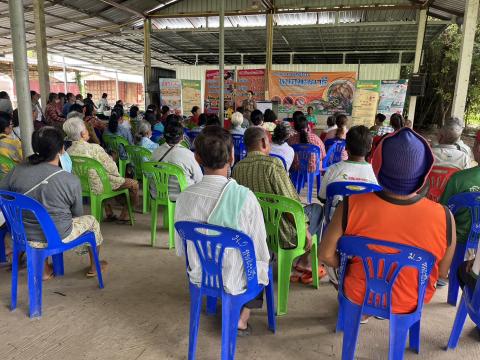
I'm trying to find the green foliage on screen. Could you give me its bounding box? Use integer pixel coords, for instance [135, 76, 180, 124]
[415, 24, 480, 127]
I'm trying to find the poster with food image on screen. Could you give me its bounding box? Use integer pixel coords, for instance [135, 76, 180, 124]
[204, 69, 236, 114]
[159, 78, 182, 114]
[351, 80, 381, 127]
[181, 80, 201, 115]
[268, 71, 357, 115]
[235, 69, 266, 107]
[378, 80, 408, 119]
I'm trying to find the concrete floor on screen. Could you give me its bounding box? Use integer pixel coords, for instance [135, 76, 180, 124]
[0, 210, 479, 360]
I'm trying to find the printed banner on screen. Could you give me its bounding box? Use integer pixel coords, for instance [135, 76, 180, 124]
[204, 69, 235, 114]
[159, 78, 182, 114]
[351, 80, 381, 127]
[181, 80, 201, 115]
[235, 69, 265, 107]
[378, 80, 408, 119]
[268, 71, 357, 115]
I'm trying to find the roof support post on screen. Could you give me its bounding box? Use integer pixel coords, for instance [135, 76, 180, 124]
[407, 8, 427, 123]
[115, 71, 120, 101]
[143, 18, 152, 108]
[9, 0, 33, 156]
[33, 0, 50, 108]
[219, 0, 225, 125]
[62, 56, 68, 93]
[265, 11, 274, 99]
[451, 0, 479, 120]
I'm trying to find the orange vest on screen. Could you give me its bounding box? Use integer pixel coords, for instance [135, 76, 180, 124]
[343, 192, 449, 314]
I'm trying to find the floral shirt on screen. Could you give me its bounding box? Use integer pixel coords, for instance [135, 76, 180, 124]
[67, 140, 124, 194]
[45, 103, 65, 127]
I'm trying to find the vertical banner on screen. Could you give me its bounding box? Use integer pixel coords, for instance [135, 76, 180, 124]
[235, 69, 265, 107]
[181, 80, 201, 115]
[159, 78, 182, 114]
[351, 80, 381, 127]
[268, 71, 357, 115]
[204, 69, 235, 114]
[378, 80, 409, 118]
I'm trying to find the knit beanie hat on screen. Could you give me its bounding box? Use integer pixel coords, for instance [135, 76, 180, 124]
[372, 128, 433, 195]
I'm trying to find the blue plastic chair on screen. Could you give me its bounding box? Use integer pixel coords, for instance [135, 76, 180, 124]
[269, 154, 287, 170]
[290, 143, 321, 204]
[324, 182, 382, 223]
[0, 190, 104, 318]
[336, 236, 436, 360]
[446, 192, 480, 306]
[322, 140, 346, 172]
[151, 129, 163, 143]
[231, 134, 245, 163]
[187, 130, 201, 150]
[446, 263, 480, 350]
[0, 226, 7, 263]
[174, 221, 276, 360]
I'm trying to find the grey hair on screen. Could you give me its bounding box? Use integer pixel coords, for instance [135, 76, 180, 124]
[63, 116, 86, 141]
[444, 116, 465, 130]
[67, 111, 83, 120]
[231, 112, 244, 127]
[440, 122, 463, 144]
[135, 120, 152, 144]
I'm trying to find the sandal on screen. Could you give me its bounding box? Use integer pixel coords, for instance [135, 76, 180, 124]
[86, 260, 108, 278]
[104, 214, 118, 222]
[115, 219, 131, 225]
[237, 323, 252, 337]
[300, 265, 328, 284]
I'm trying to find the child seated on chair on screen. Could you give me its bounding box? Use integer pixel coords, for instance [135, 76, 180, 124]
[0, 127, 107, 279]
[319, 128, 456, 316]
[318, 125, 378, 218]
[174, 126, 270, 336]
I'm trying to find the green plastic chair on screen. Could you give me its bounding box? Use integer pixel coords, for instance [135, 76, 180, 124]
[142, 162, 188, 249]
[102, 134, 130, 177]
[70, 155, 134, 225]
[255, 192, 319, 316]
[0, 154, 15, 180]
[124, 145, 152, 214]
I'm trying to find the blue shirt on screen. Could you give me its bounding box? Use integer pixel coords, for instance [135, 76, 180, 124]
[140, 137, 159, 151]
[63, 103, 72, 117]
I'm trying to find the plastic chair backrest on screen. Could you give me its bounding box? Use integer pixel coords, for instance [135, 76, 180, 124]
[0, 154, 15, 179]
[291, 143, 320, 174]
[337, 236, 436, 318]
[186, 130, 201, 145]
[426, 166, 459, 202]
[102, 134, 128, 154]
[269, 154, 287, 169]
[447, 192, 480, 245]
[0, 190, 63, 249]
[255, 192, 307, 251]
[322, 140, 346, 169]
[70, 155, 113, 195]
[142, 161, 188, 202]
[231, 134, 245, 161]
[174, 220, 259, 297]
[151, 130, 163, 143]
[124, 145, 152, 180]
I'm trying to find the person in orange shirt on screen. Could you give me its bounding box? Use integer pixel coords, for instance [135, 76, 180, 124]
[319, 127, 456, 316]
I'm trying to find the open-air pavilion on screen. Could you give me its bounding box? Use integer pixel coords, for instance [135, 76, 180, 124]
[0, 1, 479, 359]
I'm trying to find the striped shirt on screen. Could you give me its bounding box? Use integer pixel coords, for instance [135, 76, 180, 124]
[174, 175, 270, 295]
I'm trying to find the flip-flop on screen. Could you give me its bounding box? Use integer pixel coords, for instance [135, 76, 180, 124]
[104, 214, 118, 222]
[237, 323, 252, 337]
[300, 265, 328, 284]
[115, 219, 131, 225]
[86, 261, 108, 278]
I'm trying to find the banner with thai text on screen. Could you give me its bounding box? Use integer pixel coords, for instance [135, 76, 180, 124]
[159, 78, 182, 114]
[235, 69, 265, 107]
[378, 80, 408, 119]
[351, 80, 381, 127]
[268, 71, 357, 115]
[204, 69, 235, 114]
[181, 80, 201, 115]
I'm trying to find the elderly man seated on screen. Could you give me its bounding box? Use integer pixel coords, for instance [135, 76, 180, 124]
[432, 118, 470, 170]
[232, 127, 324, 284]
[174, 126, 269, 336]
[445, 117, 474, 165]
[63, 116, 139, 224]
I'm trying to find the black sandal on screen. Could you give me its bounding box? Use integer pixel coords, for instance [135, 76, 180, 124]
[237, 323, 252, 337]
[104, 214, 118, 222]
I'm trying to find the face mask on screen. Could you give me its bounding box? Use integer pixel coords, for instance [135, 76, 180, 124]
[59, 151, 72, 173]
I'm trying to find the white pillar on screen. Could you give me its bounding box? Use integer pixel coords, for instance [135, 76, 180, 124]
[115, 71, 120, 101]
[451, 0, 479, 119]
[33, 0, 50, 106]
[219, 0, 225, 125]
[143, 18, 151, 108]
[407, 9, 427, 122]
[9, 0, 34, 156]
[62, 57, 68, 93]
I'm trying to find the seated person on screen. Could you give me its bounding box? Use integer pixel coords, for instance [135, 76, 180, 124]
[0, 126, 106, 279]
[230, 112, 246, 135]
[68, 104, 101, 145]
[446, 117, 474, 167]
[318, 125, 378, 218]
[135, 120, 159, 152]
[188, 106, 201, 126]
[175, 126, 269, 335]
[324, 114, 348, 141]
[104, 111, 134, 145]
[45, 93, 65, 127]
[441, 130, 480, 290]
[370, 113, 393, 136]
[269, 123, 294, 171]
[319, 128, 456, 314]
[152, 121, 202, 201]
[306, 106, 317, 124]
[0, 112, 22, 175]
[205, 114, 221, 127]
[321, 115, 336, 141]
[250, 110, 264, 127]
[63, 116, 139, 223]
[232, 127, 324, 284]
[432, 121, 470, 170]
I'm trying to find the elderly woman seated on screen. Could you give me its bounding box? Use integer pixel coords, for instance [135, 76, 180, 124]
[63, 116, 139, 224]
[0, 126, 106, 279]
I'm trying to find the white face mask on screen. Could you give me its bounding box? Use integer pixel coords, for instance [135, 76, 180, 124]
[59, 151, 72, 173]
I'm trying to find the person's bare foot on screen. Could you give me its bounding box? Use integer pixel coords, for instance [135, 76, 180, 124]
[86, 260, 108, 278]
[43, 263, 54, 281]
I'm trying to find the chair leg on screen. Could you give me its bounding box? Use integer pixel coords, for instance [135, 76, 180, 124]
[162, 206, 169, 229]
[168, 203, 175, 250]
[0, 229, 6, 263]
[221, 296, 242, 360]
[316, 173, 321, 198]
[188, 287, 203, 360]
[277, 252, 294, 316]
[52, 253, 64, 276]
[447, 295, 468, 350]
[142, 176, 148, 214]
[266, 266, 276, 333]
[340, 302, 363, 360]
[125, 191, 134, 226]
[151, 202, 158, 247]
[409, 319, 421, 353]
[10, 245, 20, 311]
[26, 249, 45, 318]
[90, 196, 99, 222]
[89, 240, 104, 289]
[448, 244, 466, 306]
[389, 316, 410, 360]
[310, 236, 319, 289]
[206, 296, 217, 315]
[307, 173, 313, 204]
